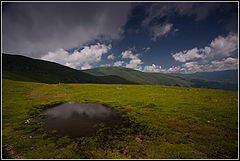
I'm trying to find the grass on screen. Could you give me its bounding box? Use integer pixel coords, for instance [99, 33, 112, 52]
[2, 79, 238, 159]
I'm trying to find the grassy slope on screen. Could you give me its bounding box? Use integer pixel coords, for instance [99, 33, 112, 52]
[2, 53, 135, 85]
[2, 79, 238, 159]
[83, 66, 191, 86]
[83, 67, 238, 90]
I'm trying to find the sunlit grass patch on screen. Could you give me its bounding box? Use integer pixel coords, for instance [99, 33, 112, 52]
[2, 79, 238, 159]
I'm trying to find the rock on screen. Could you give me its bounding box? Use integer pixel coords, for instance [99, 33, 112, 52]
[24, 119, 30, 125]
[135, 137, 142, 143]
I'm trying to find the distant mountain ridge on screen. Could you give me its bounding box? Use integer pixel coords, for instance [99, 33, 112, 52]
[83, 66, 238, 91]
[2, 53, 237, 91]
[2, 53, 136, 84]
[181, 70, 238, 84]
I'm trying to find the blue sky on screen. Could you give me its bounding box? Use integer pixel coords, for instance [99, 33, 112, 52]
[2, 2, 238, 73]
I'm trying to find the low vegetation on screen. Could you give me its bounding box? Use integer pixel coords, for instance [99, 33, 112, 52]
[2, 79, 238, 159]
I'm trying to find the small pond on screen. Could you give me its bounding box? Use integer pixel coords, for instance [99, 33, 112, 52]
[37, 101, 125, 138]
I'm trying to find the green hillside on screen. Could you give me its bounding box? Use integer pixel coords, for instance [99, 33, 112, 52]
[83, 66, 190, 85]
[83, 67, 238, 91]
[2, 53, 135, 85]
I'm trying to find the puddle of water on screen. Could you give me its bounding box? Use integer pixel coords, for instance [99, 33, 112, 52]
[37, 102, 124, 138]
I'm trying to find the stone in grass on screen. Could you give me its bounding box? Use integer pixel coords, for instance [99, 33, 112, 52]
[135, 137, 152, 143]
[24, 119, 30, 125]
[135, 137, 142, 143]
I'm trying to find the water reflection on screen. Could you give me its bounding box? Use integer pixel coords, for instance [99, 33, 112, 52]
[46, 102, 112, 119]
[38, 102, 123, 138]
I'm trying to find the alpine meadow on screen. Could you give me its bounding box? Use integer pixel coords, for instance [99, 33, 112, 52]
[1, 2, 239, 159]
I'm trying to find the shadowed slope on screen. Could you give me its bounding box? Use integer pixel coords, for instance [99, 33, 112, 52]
[2, 53, 136, 85]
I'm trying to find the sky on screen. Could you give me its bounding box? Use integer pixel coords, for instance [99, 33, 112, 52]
[2, 2, 239, 73]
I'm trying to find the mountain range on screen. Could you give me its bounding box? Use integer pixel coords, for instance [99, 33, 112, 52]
[83, 67, 238, 91]
[2, 53, 135, 84]
[2, 53, 238, 91]
[183, 70, 238, 84]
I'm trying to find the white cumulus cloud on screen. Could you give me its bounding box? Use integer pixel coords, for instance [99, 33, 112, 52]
[142, 56, 238, 74]
[210, 57, 238, 71]
[164, 57, 238, 74]
[172, 32, 238, 62]
[113, 61, 124, 67]
[207, 32, 238, 58]
[121, 50, 139, 59]
[41, 43, 111, 69]
[81, 64, 92, 70]
[100, 64, 111, 67]
[121, 50, 143, 70]
[143, 64, 166, 72]
[172, 48, 206, 63]
[126, 59, 143, 70]
[107, 53, 115, 60]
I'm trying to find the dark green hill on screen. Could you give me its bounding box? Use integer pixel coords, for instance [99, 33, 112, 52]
[83, 66, 238, 91]
[2, 53, 136, 84]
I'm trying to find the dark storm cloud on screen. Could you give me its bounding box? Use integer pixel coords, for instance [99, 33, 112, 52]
[2, 2, 132, 58]
[141, 2, 237, 40]
[141, 2, 230, 27]
[224, 12, 238, 32]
